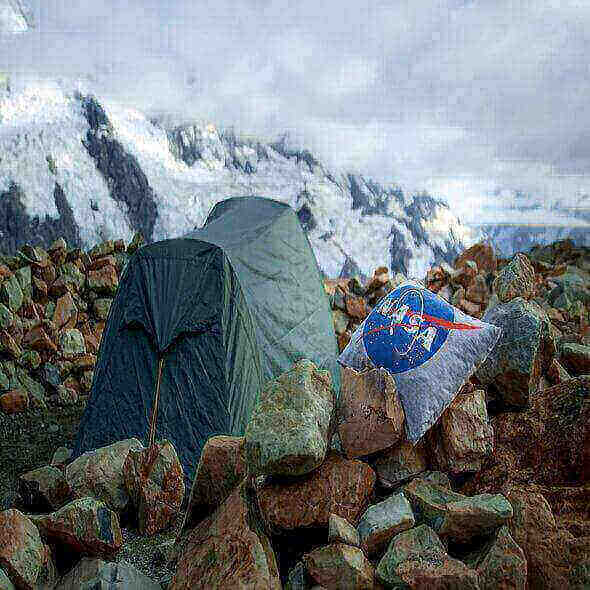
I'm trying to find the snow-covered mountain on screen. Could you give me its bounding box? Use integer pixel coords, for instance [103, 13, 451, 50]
[0, 0, 33, 34]
[0, 82, 472, 279]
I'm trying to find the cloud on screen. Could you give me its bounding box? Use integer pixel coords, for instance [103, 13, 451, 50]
[1, 0, 590, 227]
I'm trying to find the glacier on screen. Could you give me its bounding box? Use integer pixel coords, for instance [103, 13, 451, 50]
[0, 81, 472, 279]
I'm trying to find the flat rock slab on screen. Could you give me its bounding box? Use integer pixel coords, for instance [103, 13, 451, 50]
[303, 544, 375, 590]
[245, 360, 335, 478]
[257, 452, 376, 530]
[337, 367, 405, 458]
[123, 440, 184, 535]
[54, 557, 162, 590]
[170, 482, 281, 590]
[18, 465, 71, 511]
[357, 493, 415, 557]
[184, 435, 246, 531]
[376, 524, 480, 590]
[328, 513, 360, 547]
[0, 510, 45, 590]
[66, 438, 143, 513]
[30, 497, 122, 558]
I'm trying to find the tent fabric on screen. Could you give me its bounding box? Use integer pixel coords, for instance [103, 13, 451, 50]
[72, 196, 340, 485]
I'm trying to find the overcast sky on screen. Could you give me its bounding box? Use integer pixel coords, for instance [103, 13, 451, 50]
[1, 0, 590, 225]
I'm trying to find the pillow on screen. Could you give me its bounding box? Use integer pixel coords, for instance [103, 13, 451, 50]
[337, 281, 502, 442]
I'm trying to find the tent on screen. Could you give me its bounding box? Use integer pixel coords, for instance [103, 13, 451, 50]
[72, 196, 340, 484]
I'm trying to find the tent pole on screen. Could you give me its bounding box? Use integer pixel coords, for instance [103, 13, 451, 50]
[148, 356, 165, 449]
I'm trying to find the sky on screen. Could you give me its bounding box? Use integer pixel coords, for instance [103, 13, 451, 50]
[1, 0, 590, 227]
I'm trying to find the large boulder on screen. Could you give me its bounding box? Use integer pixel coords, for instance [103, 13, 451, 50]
[475, 298, 547, 408]
[184, 435, 246, 531]
[455, 243, 497, 275]
[356, 492, 415, 557]
[376, 524, 480, 589]
[0, 510, 46, 590]
[170, 482, 281, 589]
[244, 360, 335, 478]
[303, 544, 375, 590]
[54, 558, 162, 590]
[337, 367, 405, 459]
[257, 452, 375, 530]
[30, 497, 123, 558]
[66, 438, 144, 513]
[122, 440, 184, 535]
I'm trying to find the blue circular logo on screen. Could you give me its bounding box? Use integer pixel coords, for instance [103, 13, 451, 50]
[362, 285, 454, 374]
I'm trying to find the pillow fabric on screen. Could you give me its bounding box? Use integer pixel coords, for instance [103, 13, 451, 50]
[337, 281, 502, 442]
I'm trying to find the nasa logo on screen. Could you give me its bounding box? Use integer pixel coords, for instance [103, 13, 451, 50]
[361, 284, 481, 374]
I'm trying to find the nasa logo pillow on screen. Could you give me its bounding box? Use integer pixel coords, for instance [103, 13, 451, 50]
[338, 281, 502, 442]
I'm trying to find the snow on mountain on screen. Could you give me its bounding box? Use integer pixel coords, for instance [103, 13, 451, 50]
[0, 0, 33, 34]
[0, 82, 471, 278]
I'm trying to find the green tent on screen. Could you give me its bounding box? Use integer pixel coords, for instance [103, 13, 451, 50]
[73, 196, 340, 484]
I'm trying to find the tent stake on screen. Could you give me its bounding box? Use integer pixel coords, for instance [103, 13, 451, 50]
[147, 356, 165, 449]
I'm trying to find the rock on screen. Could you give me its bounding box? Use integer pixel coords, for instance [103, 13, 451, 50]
[0, 305, 14, 330]
[87, 255, 117, 271]
[466, 274, 489, 305]
[18, 466, 71, 511]
[54, 557, 162, 590]
[66, 438, 144, 513]
[122, 440, 184, 535]
[475, 526, 527, 590]
[402, 478, 466, 532]
[376, 524, 480, 590]
[87, 266, 119, 296]
[32, 277, 47, 300]
[53, 292, 77, 330]
[79, 371, 93, 393]
[357, 492, 415, 557]
[371, 440, 428, 489]
[244, 359, 335, 478]
[337, 331, 351, 353]
[328, 513, 360, 547]
[337, 367, 405, 458]
[14, 267, 31, 301]
[22, 326, 57, 353]
[285, 561, 314, 590]
[0, 390, 28, 414]
[437, 389, 494, 474]
[52, 263, 85, 295]
[560, 342, 590, 375]
[89, 241, 115, 260]
[438, 493, 513, 542]
[55, 385, 79, 406]
[1, 276, 23, 313]
[506, 486, 590, 590]
[455, 243, 497, 275]
[30, 497, 122, 558]
[345, 295, 369, 320]
[92, 297, 112, 320]
[0, 331, 21, 359]
[13, 368, 46, 407]
[58, 328, 86, 357]
[127, 232, 145, 254]
[0, 510, 46, 590]
[476, 298, 545, 408]
[332, 310, 349, 335]
[547, 358, 571, 385]
[184, 435, 246, 530]
[303, 544, 375, 590]
[51, 447, 73, 468]
[493, 253, 535, 303]
[170, 482, 281, 590]
[0, 569, 14, 590]
[19, 350, 41, 371]
[257, 452, 376, 530]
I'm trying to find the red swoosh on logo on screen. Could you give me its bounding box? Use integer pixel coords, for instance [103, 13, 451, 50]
[364, 312, 481, 337]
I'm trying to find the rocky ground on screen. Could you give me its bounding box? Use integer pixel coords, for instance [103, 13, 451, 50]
[0, 236, 588, 588]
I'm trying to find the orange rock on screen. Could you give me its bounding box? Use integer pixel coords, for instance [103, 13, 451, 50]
[337, 331, 351, 353]
[87, 255, 117, 271]
[345, 294, 369, 320]
[257, 452, 376, 530]
[455, 243, 497, 274]
[53, 292, 77, 330]
[0, 389, 29, 414]
[22, 326, 57, 353]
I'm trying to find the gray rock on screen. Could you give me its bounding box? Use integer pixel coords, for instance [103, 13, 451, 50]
[54, 558, 162, 590]
[285, 561, 314, 590]
[493, 253, 535, 303]
[244, 360, 335, 478]
[476, 298, 544, 408]
[328, 513, 360, 547]
[357, 492, 415, 557]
